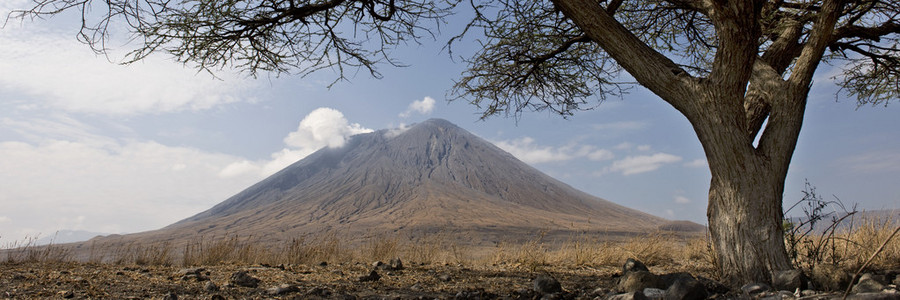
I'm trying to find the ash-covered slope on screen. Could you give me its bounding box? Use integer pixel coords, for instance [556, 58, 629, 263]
[102, 119, 682, 246]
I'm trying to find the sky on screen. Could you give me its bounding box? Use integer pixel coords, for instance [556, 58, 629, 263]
[1, 1, 898, 244]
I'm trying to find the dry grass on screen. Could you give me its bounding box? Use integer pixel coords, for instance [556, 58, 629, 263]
[788, 215, 900, 272]
[4, 217, 898, 280]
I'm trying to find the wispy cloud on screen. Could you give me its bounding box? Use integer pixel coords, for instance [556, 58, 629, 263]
[674, 196, 692, 204]
[684, 159, 708, 168]
[608, 153, 683, 175]
[0, 126, 260, 242]
[0, 27, 255, 115]
[839, 150, 900, 173]
[493, 137, 614, 164]
[399, 96, 436, 118]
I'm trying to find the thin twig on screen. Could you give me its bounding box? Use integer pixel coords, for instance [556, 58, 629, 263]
[842, 224, 900, 300]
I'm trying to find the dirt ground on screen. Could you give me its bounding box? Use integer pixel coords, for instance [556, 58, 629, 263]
[0, 261, 627, 299]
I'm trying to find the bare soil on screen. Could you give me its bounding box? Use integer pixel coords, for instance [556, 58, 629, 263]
[0, 261, 623, 299]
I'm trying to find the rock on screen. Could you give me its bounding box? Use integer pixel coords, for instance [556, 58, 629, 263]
[229, 271, 260, 288]
[853, 273, 887, 294]
[162, 292, 178, 300]
[372, 261, 384, 268]
[741, 283, 773, 298]
[643, 288, 665, 299]
[58, 291, 75, 299]
[760, 291, 796, 300]
[665, 275, 708, 300]
[267, 284, 298, 295]
[609, 291, 650, 300]
[533, 274, 562, 295]
[619, 271, 662, 293]
[773, 269, 807, 291]
[624, 258, 650, 274]
[210, 295, 225, 300]
[845, 293, 900, 300]
[438, 274, 452, 282]
[318, 261, 328, 267]
[204, 281, 219, 292]
[359, 270, 380, 282]
[390, 258, 404, 270]
[811, 264, 851, 291]
[659, 272, 694, 288]
[175, 268, 205, 276]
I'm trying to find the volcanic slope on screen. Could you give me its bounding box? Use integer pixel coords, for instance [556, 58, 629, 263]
[102, 119, 680, 247]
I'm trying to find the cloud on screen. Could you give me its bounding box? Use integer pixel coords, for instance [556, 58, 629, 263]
[0, 26, 255, 115]
[384, 123, 411, 138]
[840, 150, 900, 173]
[399, 96, 436, 117]
[608, 153, 683, 175]
[674, 196, 692, 204]
[0, 134, 261, 242]
[493, 137, 614, 164]
[219, 108, 373, 178]
[684, 159, 708, 168]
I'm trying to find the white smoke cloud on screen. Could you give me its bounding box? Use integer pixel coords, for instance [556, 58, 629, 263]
[219, 108, 373, 178]
[399, 96, 436, 117]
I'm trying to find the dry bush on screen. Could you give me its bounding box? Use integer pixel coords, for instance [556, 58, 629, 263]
[113, 242, 174, 266]
[277, 234, 344, 265]
[403, 233, 447, 265]
[3, 235, 73, 264]
[360, 235, 401, 263]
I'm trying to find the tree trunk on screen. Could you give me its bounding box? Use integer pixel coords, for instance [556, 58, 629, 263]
[691, 89, 799, 286]
[707, 161, 793, 285]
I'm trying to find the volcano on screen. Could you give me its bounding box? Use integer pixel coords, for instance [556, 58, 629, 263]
[89, 119, 690, 248]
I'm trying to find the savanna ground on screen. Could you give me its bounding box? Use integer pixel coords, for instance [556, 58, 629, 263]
[2, 216, 899, 299]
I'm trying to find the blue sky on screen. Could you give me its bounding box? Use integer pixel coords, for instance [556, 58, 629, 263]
[1, 1, 898, 243]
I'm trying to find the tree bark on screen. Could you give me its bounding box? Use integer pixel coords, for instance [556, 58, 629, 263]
[691, 84, 799, 286]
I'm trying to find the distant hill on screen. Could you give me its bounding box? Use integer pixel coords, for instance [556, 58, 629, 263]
[78, 119, 701, 254]
[34, 230, 109, 246]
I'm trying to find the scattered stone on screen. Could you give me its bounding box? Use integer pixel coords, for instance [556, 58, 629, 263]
[642, 288, 665, 299]
[204, 281, 219, 292]
[318, 261, 328, 267]
[846, 293, 900, 300]
[454, 289, 497, 299]
[619, 271, 662, 293]
[359, 270, 380, 282]
[773, 269, 807, 291]
[305, 286, 333, 298]
[229, 271, 260, 288]
[533, 274, 562, 295]
[390, 258, 404, 270]
[811, 264, 851, 291]
[438, 274, 452, 282]
[210, 295, 225, 300]
[58, 290, 75, 299]
[624, 258, 650, 274]
[665, 274, 708, 300]
[741, 282, 773, 298]
[267, 283, 298, 295]
[372, 261, 384, 268]
[608, 291, 650, 300]
[162, 292, 177, 300]
[854, 273, 888, 294]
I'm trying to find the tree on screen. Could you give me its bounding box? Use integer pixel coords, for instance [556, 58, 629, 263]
[7, 0, 899, 285]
